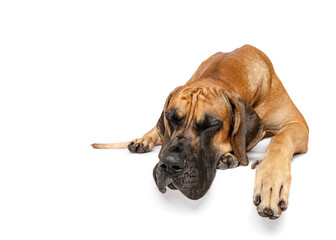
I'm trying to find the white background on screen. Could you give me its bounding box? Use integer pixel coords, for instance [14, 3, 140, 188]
[1, 0, 335, 239]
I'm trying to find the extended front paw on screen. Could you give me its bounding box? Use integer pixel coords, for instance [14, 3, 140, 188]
[217, 153, 239, 170]
[128, 138, 154, 153]
[253, 160, 291, 219]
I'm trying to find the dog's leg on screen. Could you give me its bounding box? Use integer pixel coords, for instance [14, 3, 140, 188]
[253, 122, 308, 219]
[92, 126, 162, 153]
[127, 126, 162, 153]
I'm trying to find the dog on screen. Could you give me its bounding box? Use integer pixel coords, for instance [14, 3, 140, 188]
[92, 45, 309, 219]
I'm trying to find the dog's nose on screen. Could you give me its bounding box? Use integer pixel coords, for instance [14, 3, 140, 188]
[159, 155, 185, 173]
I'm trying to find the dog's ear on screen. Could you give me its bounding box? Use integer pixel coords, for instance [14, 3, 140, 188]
[156, 89, 176, 141]
[156, 111, 166, 140]
[226, 93, 265, 166]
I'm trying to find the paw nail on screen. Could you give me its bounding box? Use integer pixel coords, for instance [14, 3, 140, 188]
[258, 211, 268, 217]
[251, 160, 260, 169]
[253, 195, 261, 206]
[127, 143, 133, 151]
[279, 201, 287, 211]
[263, 208, 269, 214]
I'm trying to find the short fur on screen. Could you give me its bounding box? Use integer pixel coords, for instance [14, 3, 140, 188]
[92, 45, 309, 220]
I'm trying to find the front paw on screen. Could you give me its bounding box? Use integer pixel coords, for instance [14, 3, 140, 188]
[253, 160, 291, 219]
[217, 153, 239, 170]
[128, 138, 154, 153]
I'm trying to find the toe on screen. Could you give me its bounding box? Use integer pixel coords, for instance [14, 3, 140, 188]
[253, 179, 262, 206]
[278, 181, 290, 211]
[269, 184, 283, 218]
[132, 143, 139, 152]
[137, 143, 145, 153]
[256, 182, 272, 217]
[217, 159, 229, 169]
[224, 153, 239, 168]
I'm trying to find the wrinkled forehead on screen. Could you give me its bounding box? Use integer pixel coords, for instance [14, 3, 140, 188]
[168, 88, 230, 121]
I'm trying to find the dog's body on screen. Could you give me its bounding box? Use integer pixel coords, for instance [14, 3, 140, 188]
[92, 45, 309, 219]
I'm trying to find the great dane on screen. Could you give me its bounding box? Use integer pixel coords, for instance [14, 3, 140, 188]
[92, 45, 309, 219]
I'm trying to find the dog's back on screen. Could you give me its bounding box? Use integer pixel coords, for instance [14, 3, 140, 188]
[188, 45, 308, 136]
[188, 45, 273, 105]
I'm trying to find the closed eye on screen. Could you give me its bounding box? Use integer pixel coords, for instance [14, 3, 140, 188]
[195, 119, 222, 132]
[165, 108, 184, 132]
[168, 113, 183, 125]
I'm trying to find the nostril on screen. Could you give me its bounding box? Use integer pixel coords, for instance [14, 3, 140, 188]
[170, 145, 182, 152]
[172, 165, 182, 172]
[160, 163, 168, 172]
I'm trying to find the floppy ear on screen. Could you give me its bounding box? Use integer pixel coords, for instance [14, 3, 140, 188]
[156, 111, 166, 140]
[156, 90, 176, 142]
[226, 93, 265, 166]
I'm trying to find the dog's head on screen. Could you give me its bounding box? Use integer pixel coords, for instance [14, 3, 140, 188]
[153, 86, 265, 200]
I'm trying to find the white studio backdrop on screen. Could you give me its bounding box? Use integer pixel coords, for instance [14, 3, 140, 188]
[0, 1, 335, 239]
